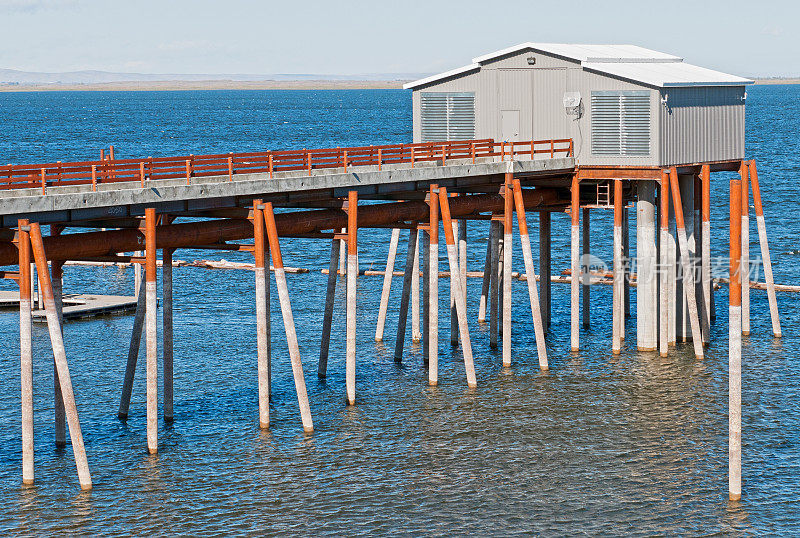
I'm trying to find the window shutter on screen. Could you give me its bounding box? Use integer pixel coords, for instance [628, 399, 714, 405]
[421, 92, 475, 142]
[591, 91, 650, 156]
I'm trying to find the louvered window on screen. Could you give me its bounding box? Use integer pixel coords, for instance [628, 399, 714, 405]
[420, 92, 475, 142]
[591, 91, 651, 156]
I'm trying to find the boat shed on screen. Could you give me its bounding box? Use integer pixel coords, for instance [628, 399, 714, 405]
[404, 43, 753, 167]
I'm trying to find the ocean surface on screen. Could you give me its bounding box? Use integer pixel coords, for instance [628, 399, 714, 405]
[0, 87, 798, 535]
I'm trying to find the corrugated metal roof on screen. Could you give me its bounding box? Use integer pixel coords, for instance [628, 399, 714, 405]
[404, 43, 752, 89]
[582, 61, 753, 87]
[472, 43, 682, 64]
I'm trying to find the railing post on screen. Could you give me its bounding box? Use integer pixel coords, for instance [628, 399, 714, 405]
[307, 152, 312, 174]
[569, 139, 574, 156]
[501, 142, 505, 161]
[531, 140, 535, 159]
[140, 162, 145, 187]
[268, 153, 273, 178]
[471, 142, 476, 163]
[378, 148, 382, 171]
[92, 165, 97, 191]
[411, 147, 415, 168]
[40, 168, 46, 195]
[185, 160, 191, 185]
[343, 150, 348, 172]
[228, 156, 233, 181]
[441, 144, 446, 166]
[550, 139, 554, 158]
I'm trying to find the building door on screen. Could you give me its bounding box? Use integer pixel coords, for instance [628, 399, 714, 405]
[501, 110, 520, 142]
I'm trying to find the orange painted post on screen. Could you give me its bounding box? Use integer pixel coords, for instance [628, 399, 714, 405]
[550, 139, 554, 158]
[501, 142, 505, 161]
[570, 174, 580, 351]
[612, 179, 623, 354]
[29, 223, 92, 490]
[144, 208, 158, 453]
[18, 219, 33, 486]
[346, 190, 358, 404]
[109, 145, 115, 160]
[659, 171, 670, 357]
[252, 200, 270, 429]
[729, 174, 743, 502]
[139, 162, 145, 187]
[40, 168, 46, 195]
[428, 185, 439, 383]
[441, 145, 446, 165]
[411, 147, 415, 168]
[511, 179, 548, 370]
[307, 152, 312, 174]
[502, 172, 513, 366]
[531, 140, 535, 159]
[471, 142, 476, 163]
[100, 148, 105, 161]
[343, 150, 348, 172]
[378, 148, 382, 171]
[91, 165, 97, 191]
[669, 169, 703, 358]
[228, 157, 233, 181]
[749, 160, 781, 336]
[268, 153, 273, 178]
[185, 160, 191, 185]
[262, 202, 313, 432]
[438, 187, 477, 387]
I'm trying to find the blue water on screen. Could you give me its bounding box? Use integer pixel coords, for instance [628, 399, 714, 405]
[0, 87, 798, 535]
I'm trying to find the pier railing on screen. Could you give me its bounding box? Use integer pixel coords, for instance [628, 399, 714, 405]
[0, 138, 573, 193]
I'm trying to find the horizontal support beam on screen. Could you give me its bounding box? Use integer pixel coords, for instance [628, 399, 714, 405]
[0, 189, 561, 265]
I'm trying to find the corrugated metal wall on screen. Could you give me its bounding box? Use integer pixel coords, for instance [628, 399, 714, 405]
[658, 86, 746, 165]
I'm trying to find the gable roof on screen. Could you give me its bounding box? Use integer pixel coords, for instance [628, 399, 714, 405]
[403, 43, 753, 89]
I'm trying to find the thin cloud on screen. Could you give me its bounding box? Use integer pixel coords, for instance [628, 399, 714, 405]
[0, 0, 80, 13]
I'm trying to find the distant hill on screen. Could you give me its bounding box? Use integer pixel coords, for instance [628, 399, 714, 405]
[0, 68, 427, 85]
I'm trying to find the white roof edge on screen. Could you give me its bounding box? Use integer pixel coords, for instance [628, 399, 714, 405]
[663, 80, 755, 87]
[471, 42, 683, 64]
[403, 63, 479, 90]
[585, 57, 683, 63]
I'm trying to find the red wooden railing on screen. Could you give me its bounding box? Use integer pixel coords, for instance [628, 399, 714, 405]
[0, 138, 573, 194]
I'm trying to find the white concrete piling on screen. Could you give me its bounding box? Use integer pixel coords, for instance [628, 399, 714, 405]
[394, 228, 418, 362]
[376, 228, 400, 342]
[637, 181, 658, 351]
[18, 220, 33, 485]
[489, 219, 500, 348]
[163, 247, 174, 422]
[478, 221, 494, 323]
[253, 201, 270, 427]
[119, 272, 146, 419]
[582, 208, 590, 329]
[29, 223, 92, 490]
[438, 188, 477, 387]
[612, 180, 623, 355]
[659, 173, 670, 357]
[669, 170, 704, 359]
[412, 233, 421, 342]
[540, 211, 551, 331]
[51, 259, 66, 447]
[428, 186, 439, 385]
[450, 220, 459, 346]
[346, 191, 358, 405]
[701, 166, 712, 345]
[749, 160, 782, 337]
[263, 202, 313, 432]
[729, 176, 743, 502]
[570, 176, 580, 351]
[512, 180, 548, 370]
[144, 208, 158, 453]
[502, 173, 513, 367]
[319, 238, 340, 377]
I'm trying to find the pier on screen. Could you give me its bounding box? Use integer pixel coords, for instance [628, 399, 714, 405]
[0, 42, 784, 505]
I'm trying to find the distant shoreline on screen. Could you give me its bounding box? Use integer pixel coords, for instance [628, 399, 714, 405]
[0, 79, 408, 92]
[0, 78, 797, 92]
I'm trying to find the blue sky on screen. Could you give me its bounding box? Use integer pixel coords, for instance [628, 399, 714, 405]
[0, 0, 797, 77]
